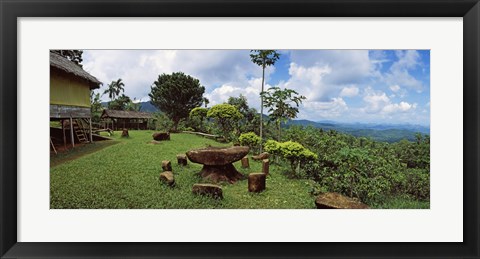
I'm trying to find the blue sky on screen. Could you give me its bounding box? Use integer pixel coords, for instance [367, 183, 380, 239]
[83, 50, 430, 126]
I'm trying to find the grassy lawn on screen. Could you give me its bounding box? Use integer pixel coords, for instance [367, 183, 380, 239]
[50, 131, 316, 209]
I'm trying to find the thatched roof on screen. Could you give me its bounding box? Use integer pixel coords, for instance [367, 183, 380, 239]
[101, 109, 153, 119]
[50, 51, 102, 89]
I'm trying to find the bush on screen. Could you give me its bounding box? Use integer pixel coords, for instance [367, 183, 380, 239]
[239, 132, 261, 153]
[207, 104, 243, 141]
[153, 113, 174, 132]
[188, 107, 209, 133]
[278, 141, 317, 176]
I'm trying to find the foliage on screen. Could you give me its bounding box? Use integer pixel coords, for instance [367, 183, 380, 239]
[149, 72, 205, 130]
[280, 125, 430, 205]
[238, 132, 261, 153]
[104, 78, 125, 102]
[264, 139, 281, 155]
[90, 91, 103, 123]
[152, 112, 175, 132]
[227, 95, 260, 134]
[276, 141, 317, 176]
[261, 87, 306, 140]
[108, 94, 131, 110]
[188, 107, 209, 132]
[51, 50, 83, 67]
[206, 104, 243, 141]
[250, 50, 281, 152]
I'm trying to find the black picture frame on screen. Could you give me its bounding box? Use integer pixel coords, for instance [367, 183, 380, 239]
[1, 0, 479, 258]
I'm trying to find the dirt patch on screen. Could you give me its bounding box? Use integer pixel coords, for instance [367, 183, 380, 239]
[50, 141, 119, 168]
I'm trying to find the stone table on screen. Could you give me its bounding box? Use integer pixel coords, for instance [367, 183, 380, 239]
[186, 146, 249, 183]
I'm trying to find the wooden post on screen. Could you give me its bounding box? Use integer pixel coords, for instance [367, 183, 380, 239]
[262, 159, 269, 175]
[69, 117, 75, 148]
[61, 119, 66, 149]
[89, 117, 93, 143]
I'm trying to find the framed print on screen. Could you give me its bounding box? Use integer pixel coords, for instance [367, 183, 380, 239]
[1, 0, 479, 258]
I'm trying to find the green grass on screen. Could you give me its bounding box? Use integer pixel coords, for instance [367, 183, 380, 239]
[371, 196, 430, 209]
[50, 131, 316, 209]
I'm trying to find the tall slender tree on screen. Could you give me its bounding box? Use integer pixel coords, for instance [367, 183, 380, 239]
[103, 78, 125, 102]
[261, 87, 306, 141]
[250, 50, 280, 152]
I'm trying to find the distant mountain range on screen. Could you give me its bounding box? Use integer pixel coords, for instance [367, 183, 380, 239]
[102, 101, 429, 143]
[286, 120, 429, 143]
[101, 101, 158, 112]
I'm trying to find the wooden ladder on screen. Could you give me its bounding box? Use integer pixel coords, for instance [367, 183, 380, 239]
[73, 119, 89, 143]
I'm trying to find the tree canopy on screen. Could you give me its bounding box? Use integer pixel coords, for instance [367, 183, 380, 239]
[261, 86, 306, 140]
[104, 78, 125, 102]
[149, 72, 206, 130]
[51, 50, 84, 67]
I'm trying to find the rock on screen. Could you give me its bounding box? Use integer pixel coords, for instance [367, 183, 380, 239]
[121, 128, 129, 137]
[252, 152, 269, 161]
[162, 160, 172, 171]
[192, 183, 223, 199]
[159, 171, 175, 186]
[315, 192, 370, 209]
[153, 132, 170, 141]
[186, 146, 249, 166]
[241, 156, 250, 168]
[262, 159, 269, 175]
[248, 173, 266, 192]
[186, 146, 249, 183]
[198, 164, 245, 183]
[177, 154, 188, 166]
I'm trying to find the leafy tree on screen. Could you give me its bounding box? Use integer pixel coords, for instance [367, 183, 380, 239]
[51, 50, 83, 67]
[250, 50, 281, 151]
[206, 104, 243, 141]
[125, 97, 141, 111]
[90, 91, 103, 123]
[149, 72, 206, 131]
[108, 94, 131, 110]
[261, 87, 306, 141]
[202, 97, 210, 108]
[104, 78, 125, 103]
[188, 107, 209, 132]
[227, 94, 259, 133]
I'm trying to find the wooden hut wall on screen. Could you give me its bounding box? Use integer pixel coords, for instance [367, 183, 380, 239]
[50, 71, 91, 107]
[103, 118, 149, 130]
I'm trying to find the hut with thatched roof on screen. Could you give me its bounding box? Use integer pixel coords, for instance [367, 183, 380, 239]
[50, 51, 102, 149]
[101, 109, 153, 130]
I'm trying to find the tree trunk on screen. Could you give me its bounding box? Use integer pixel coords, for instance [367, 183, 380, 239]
[277, 120, 281, 141]
[259, 65, 265, 153]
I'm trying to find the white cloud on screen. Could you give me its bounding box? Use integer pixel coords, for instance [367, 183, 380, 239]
[205, 77, 267, 111]
[389, 85, 401, 92]
[363, 87, 417, 114]
[289, 50, 373, 85]
[363, 88, 390, 113]
[83, 50, 263, 102]
[340, 86, 359, 97]
[382, 102, 417, 113]
[300, 98, 348, 120]
[384, 50, 424, 92]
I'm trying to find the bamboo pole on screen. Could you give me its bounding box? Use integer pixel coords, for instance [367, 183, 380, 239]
[89, 117, 93, 143]
[61, 119, 66, 149]
[70, 117, 75, 148]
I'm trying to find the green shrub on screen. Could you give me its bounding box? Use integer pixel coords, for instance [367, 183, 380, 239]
[239, 132, 261, 152]
[188, 107, 209, 132]
[278, 141, 317, 176]
[207, 104, 243, 141]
